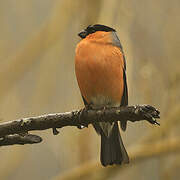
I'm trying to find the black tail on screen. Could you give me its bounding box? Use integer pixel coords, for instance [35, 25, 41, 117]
[100, 122, 129, 166]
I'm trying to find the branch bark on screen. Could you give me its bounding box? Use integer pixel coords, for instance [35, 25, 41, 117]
[0, 105, 160, 146]
[0, 134, 42, 146]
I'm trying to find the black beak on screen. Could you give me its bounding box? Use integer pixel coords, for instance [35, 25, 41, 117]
[78, 30, 88, 39]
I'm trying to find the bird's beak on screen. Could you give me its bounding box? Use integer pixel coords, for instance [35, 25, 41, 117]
[78, 30, 88, 39]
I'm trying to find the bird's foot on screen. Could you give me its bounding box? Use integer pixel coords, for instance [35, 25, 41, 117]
[77, 106, 91, 129]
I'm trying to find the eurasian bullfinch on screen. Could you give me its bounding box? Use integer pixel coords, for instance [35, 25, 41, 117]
[75, 24, 129, 166]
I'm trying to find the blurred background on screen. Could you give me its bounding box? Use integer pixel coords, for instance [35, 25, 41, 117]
[0, 0, 179, 179]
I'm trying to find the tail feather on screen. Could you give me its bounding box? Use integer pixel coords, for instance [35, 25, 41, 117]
[100, 122, 129, 166]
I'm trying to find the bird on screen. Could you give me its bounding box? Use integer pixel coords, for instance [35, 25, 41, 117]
[75, 24, 129, 166]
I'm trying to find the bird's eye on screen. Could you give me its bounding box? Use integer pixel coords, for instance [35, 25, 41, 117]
[91, 29, 96, 33]
[86, 25, 92, 30]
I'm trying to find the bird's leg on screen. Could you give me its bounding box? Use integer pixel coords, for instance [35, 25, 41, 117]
[95, 105, 107, 113]
[85, 103, 93, 110]
[77, 103, 93, 129]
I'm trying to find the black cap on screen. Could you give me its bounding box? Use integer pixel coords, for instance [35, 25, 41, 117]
[78, 24, 116, 39]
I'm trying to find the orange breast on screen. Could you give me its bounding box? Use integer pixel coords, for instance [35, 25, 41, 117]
[75, 38, 124, 106]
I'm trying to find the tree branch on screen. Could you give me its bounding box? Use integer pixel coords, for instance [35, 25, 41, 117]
[0, 105, 160, 146]
[0, 134, 42, 146]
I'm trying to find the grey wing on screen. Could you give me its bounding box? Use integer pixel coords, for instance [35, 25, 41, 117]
[82, 96, 88, 106]
[121, 69, 128, 107]
[112, 32, 128, 130]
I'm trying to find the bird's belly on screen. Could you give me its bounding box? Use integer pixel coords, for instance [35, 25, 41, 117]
[75, 45, 124, 107]
[90, 95, 120, 108]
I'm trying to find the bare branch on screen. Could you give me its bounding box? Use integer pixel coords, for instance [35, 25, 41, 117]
[0, 134, 42, 146]
[0, 105, 160, 146]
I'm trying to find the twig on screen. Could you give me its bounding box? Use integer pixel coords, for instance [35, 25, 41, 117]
[0, 105, 160, 146]
[0, 134, 42, 146]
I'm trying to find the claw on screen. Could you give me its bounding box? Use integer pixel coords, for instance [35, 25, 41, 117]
[77, 107, 89, 129]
